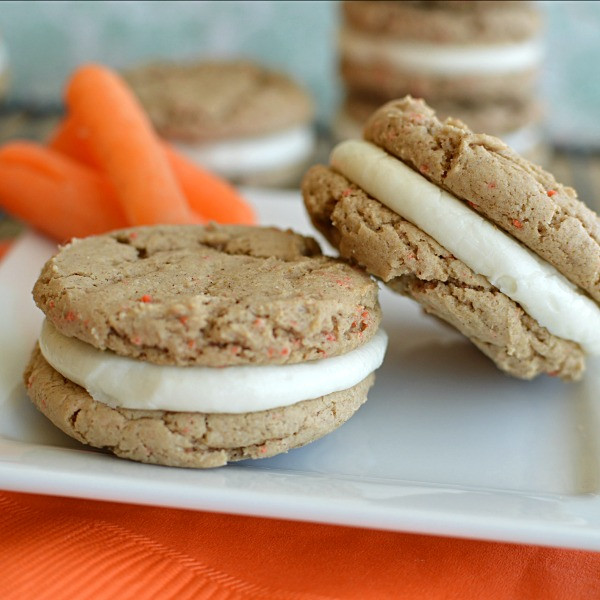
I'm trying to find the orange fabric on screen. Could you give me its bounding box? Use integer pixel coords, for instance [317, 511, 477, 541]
[1, 491, 599, 600]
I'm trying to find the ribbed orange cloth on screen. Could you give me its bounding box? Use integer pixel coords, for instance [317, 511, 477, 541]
[1, 491, 599, 600]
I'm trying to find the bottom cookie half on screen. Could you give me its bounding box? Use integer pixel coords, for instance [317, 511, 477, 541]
[24, 345, 374, 468]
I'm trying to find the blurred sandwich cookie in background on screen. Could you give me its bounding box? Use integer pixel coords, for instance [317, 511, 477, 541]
[124, 60, 317, 188]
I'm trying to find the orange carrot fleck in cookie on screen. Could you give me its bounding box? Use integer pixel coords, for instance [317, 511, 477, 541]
[139, 294, 153, 303]
[467, 201, 479, 209]
[65, 64, 198, 226]
[547, 189, 557, 197]
[419, 164, 429, 174]
[487, 181, 497, 189]
[512, 219, 523, 229]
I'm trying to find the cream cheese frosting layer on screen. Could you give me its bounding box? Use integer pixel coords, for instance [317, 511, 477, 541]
[39, 320, 388, 413]
[339, 28, 543, 75]
[331, 140, 600, 355]
[174, 125, 315, 177]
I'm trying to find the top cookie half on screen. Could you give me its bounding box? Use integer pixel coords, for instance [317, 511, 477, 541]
[33, 224, 380, 367]
[364, 97, 600, 304]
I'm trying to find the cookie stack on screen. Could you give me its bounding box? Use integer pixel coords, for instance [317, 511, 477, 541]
[335, 1, 545, 160]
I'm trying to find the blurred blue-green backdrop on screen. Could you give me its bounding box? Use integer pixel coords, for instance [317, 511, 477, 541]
[1, 1, 599, 148]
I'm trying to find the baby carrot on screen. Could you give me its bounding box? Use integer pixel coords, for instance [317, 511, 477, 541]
[65, 64, 196, 226]
[51, 116, 256, 225]
[48, 117, 97, 168]
[0, 142, 128, 240]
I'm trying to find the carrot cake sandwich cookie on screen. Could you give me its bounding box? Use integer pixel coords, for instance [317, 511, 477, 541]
[124, 60, 316, 187]
[303, 96, 600, 381]
[24, 224, 387, 467]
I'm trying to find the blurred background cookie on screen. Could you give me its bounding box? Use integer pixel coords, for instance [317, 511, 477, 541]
[124, 60, 317, 188]
[335, 0, 546, 162]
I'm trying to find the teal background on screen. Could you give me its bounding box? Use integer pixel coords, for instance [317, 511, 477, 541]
[1, 1, 599, 147]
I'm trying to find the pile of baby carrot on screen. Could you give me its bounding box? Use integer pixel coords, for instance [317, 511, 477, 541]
[0, 64, 255, 241]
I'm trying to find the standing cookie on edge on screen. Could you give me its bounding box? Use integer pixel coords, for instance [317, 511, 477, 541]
[124, 60, 316, 188]
[302, 96, 600, 381]
[24, 224, 387, 467]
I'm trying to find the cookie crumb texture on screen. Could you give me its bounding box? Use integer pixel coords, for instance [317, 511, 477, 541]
[302, 165, 585, 381]
[364, 97, 600, 304]
[34, 224, 380, 366]
[25, 347, 373, 468]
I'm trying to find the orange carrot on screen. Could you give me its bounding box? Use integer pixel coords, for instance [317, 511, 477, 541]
[50, 117, 256, 225]
[65, 64, 197, 226]
[0, 142, 128, 240]
[48, 117, 97, 168]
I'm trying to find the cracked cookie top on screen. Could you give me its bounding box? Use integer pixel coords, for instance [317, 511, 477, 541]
[123, 60, 314, 142]
[364, 96, 600, 304]
[33, 224, 381, 367]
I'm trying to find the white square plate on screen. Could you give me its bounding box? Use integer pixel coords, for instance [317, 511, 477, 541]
[2, 189, 600, 550]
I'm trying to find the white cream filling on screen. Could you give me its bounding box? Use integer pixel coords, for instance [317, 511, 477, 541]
[331, 140, 600, 355]
[339, 28, 543, 75]
[39, 320, 388, 413]
[174, 125, 315, 177]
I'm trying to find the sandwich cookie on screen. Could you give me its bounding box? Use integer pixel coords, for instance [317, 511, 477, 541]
[25, 224, 386, 467]
[303, 96, 600, 380]
[124, 60, 316, 187]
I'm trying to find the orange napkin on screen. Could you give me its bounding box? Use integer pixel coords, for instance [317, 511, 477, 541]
[1, 491, 599, 600]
